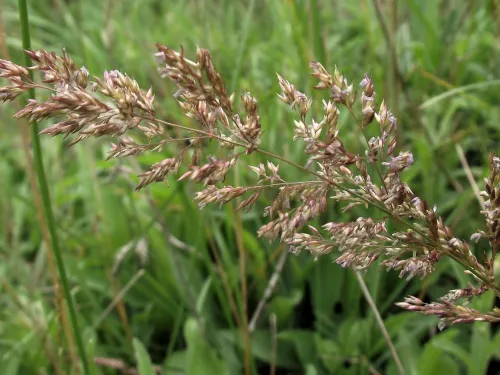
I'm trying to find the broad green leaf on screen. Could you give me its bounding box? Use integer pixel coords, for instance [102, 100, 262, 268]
[278, 329, 317, 366]
[418, 341, 459, 375]
[185, 318, 230, 375]
[218, 329, 300, 369]
[132, 338, 156, 375]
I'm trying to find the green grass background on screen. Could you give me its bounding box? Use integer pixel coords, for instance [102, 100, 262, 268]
[1, 0, 500, 374]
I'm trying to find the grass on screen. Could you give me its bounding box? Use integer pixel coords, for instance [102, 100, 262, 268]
[1, 0, 500, 374]
[16, 0, 89, 373]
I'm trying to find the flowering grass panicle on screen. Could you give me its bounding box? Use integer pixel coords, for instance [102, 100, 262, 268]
[2, 45, 500, 329]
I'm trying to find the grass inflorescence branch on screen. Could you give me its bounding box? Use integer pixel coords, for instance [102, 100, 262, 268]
[2, 41, 500, 342]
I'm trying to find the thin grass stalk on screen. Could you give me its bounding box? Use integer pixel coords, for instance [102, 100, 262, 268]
[17, 1, 89, 373]
[287, 0, 311, 69]
[309, 0, 326, 64]
[389, 0, 400, 140]
[87, 339, 97, 375]
[93, 270, 145, 330]
[111, 277, 133, 343]
[270, 313, 277, 375]
[0, 6, 79, 370]
[248, 248, 288, 332]
[455, 144, 484, 207]
[229, 0, 255, 93]
[233, 206, 252, 375]
[355, 272, 405, 375]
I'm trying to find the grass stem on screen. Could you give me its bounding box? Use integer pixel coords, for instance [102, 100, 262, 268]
[355, 272, 405, 375]
[17, 1, 89, 373]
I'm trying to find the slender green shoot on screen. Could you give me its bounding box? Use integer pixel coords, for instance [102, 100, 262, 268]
[17, 1, 89, 374]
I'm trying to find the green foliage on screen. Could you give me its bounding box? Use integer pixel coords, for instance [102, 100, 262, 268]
[1, 0, 500, 374]
[133, 338, 157, 375]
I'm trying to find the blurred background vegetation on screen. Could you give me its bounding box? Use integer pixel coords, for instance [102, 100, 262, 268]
[1, 0, 500, 374]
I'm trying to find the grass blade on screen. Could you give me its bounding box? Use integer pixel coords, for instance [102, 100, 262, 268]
[419, 80, 500, 109]
[17, 1, 89, 373]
